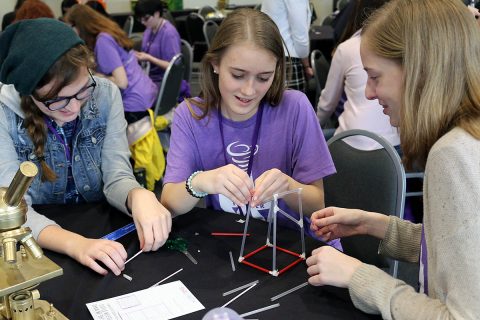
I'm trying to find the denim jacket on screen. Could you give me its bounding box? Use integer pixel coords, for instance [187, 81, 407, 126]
[0, 77, 139, 239]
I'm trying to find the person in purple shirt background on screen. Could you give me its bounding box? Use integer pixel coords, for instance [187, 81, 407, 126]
[134, 0, 190, 102]
[66, 4, 157, 124]
[160, 8, 339, 246]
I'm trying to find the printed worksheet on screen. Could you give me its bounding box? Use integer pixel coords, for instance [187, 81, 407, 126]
[87, 280, 205, 320]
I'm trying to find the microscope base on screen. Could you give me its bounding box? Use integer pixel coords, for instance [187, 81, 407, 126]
[33, 299, 68, 320]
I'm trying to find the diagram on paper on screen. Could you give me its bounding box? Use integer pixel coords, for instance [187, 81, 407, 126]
[87, 280, 204, 320]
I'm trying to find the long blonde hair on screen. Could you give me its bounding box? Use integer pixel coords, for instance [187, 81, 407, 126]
[186, 8, 286, 119]
[362, 0, 480, 169]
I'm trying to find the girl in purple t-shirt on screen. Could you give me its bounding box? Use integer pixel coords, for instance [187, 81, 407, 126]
[133, 0, 190, 101]
[66, 4, 157, 124]
[161, 8, 337, 240]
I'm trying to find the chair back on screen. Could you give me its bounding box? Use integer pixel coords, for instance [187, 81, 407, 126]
[123, 15, 134, 38]
[310, 49, 330, 106]
[131, 35, 143, 51]
[198, 5, 217, 18]
[163, 8, 176, 27]
[338, 0, 350, 11]
[203, 20, 219, 48]
[180, 39, 193, 83]
[153, 53, 186, 118]
[321, 14, 335, 26]
[405, 171, 424, 198]
[324, 129, 405, 277]
[185, 12, 206, 45]
[185, 12, 207, 62]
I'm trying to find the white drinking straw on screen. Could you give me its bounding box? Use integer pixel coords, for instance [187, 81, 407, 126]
[122, 273, 133, 281]
[222, 280, 259, 297]
[124, 249, 143, 265]
[229, 251, 236, 272]
[270, 282, 308, 302]
[239, 303, 280, 318]
[221, 282, 257, 308]
[150, 268, 184, 287]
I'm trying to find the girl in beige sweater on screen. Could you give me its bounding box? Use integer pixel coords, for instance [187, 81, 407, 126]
[306, 1, 480, 319]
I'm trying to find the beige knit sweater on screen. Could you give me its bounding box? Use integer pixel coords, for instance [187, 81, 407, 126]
[348, 127, 480, 319]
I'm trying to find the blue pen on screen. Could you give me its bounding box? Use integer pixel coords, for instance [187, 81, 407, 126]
[101, 222, 136, 241]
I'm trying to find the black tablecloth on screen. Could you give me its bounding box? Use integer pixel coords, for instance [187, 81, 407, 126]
[36, 202, 379, 319]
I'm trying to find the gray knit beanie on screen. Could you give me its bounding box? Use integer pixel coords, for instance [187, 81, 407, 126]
[0, 18, 83, 95]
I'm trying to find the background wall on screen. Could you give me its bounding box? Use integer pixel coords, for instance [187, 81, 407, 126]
[2, 0, 334, 28]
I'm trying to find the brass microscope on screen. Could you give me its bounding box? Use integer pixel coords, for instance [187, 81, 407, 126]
[0, 162, 66, 320]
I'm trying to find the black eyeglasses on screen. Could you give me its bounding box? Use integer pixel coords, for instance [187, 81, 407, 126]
[137, 14, 151, 23]
[37, 70, 96, 111]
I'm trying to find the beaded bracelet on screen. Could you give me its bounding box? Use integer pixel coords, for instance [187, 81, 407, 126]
[185, 171, 208, 198]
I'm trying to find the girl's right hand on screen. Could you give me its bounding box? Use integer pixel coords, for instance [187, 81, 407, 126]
[193, 164, 254, 206]
[71, 237, 127, 276]
[310, 207, 369, 241]
[306, 246, 362, 288]
[134, 51, 151, 62]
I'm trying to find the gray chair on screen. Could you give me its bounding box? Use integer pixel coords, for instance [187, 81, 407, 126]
[180, 39, 193, 83]
[131, 35, 143, 51]
[338, 0, 351, 11]
[123, 15, 134, 38]
[321, 14, 335, 26]
[310, 49, 330, 106]
[154, 53, 186, 152]
[185, 12, 207, 62]
[324, 129, 406, 278]
[203, 20, 219, 48]
[153, 53, 185, 118]
[198, 5, 217, 18]
[162, 8, 176, 27]
[405, 171, 424, 198]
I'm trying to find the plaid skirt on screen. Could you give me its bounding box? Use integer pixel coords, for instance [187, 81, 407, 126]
[286, 57, 306, 92]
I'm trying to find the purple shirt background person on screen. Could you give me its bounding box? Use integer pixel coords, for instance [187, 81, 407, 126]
[164, 90, 338, 242]
[95, 32, 157, 112]
[141, 20, 190, 101]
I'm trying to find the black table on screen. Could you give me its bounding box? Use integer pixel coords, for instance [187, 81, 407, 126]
[36, 202, 380, 319]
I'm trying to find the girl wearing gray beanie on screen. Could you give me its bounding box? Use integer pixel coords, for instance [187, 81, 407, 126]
[0, 18, 172, 276]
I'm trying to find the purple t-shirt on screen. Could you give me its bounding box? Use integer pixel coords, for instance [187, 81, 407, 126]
[164, 90, 336, 235]
[95, 32, 157, 112]
[142, 20, 179, 83]
[141, 21, 190, 101]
